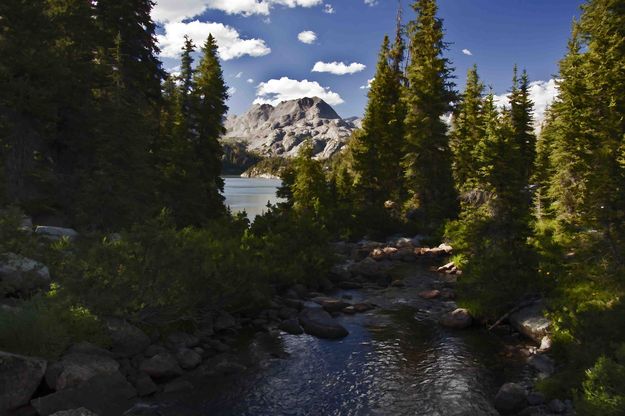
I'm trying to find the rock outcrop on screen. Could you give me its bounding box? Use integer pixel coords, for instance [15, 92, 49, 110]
[0, 351, 47, 412]
[223, 97, 359, 160]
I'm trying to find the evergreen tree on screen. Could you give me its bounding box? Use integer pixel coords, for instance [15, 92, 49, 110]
[291, 142, 331, 221]
[194, 34, 228, 217]
[402, 0, 457, 233]
[508, 66, 536, 184]
[450, 65, 484, 192]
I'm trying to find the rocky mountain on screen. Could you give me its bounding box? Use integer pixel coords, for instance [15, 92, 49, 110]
[223, 97, 360, 159]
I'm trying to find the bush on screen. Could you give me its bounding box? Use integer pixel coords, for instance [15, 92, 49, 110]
[579, 352, 625, 416]
[0, 293, 109, 360]
[52, 213, 269, 324]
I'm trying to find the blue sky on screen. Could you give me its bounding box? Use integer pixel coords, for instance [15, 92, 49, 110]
[154, 0, 585, 119]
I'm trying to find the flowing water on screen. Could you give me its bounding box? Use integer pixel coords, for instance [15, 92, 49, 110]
[222, 176, 283, 219]
[139, 265, 525, 416]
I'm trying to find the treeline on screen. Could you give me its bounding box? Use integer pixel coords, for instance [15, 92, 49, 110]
[281, 0, 625, 412]
[0, 0, 225, 229]
[0, 0, 334, 360]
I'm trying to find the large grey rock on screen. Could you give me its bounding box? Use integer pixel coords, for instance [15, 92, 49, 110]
[0, 252, 50, 296]
[348, 257, 391, 279]
[47, 353, 119, 390]
[34, 226, 79, 241]
[31, 372, 136, 416]
[528, 354, 555, 377]
[49, 408, 99, 416]
[494, 382, 528, 415]
[223, 97, 357, 162]
[165, 332, 199, 350]
[298, 308, 348, 339]
[509, 302, 551, 343]
[0, 351, 47, 412]
[133, 373, 158, 397]
[175, 348, 202, 370]
[139, 353, 183, 379]
[104, 318, 150, 357]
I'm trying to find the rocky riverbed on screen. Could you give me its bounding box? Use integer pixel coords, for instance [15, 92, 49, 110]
[1, 236, 573, 416]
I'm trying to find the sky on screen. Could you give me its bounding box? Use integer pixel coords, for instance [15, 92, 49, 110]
[153, 0, 586, 121]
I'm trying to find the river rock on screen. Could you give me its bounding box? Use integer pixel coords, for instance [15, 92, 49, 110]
[166, 332, 199, 350]
[299, 308, 348, 339]
[338, 281, 363, 290]
[439, 308, 473, 329]
[528, 354, 555, 377]
[213, 311, 236, 332]
[312, 297, 350, 313]
[509, 302, 550, 343]
[139, 353, 183, 380]
[349, 258, 390, 279]
[144, 344, 169, 358]
[49, 408, 99, 416]
[175, 348, 202, 370]
[163, 378, 194, 394]
[279, 319, 304, 335]
[0, 252, 51, 296]
[494, 382, 528, 415]
[47, 353, 120, 390]
[353, 303, 374, 313]
[34, 226, 79, 241]
[548, 399, 566, 413]
[419, 290, 441, 299]
[65, 342, 114, 358]
[0, 351, 47, 412]
[31, 372, 136, 416]
[134, 373, 158, 397]
[104, 318, 150, 358]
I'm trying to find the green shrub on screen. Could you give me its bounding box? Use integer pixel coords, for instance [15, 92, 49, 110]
[0, 293, 109, 360]
[578, 352, 625, 416]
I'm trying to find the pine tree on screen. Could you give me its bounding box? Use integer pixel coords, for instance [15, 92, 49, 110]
[291, 142, 331, 220]
[509, 66, 536, 184]
[402, 0, 457, 233]
[450, 65, 484, 192]
[193, 34, 228, 218]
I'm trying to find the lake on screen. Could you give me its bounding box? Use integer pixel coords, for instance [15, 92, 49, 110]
[222, 176, 283, 219]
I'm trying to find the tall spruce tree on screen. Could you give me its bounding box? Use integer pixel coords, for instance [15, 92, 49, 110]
[402, 0, 457, 232]
[509, 66, 536, 184]
[193, 34, 228, 218]
[450, 65, 484, 192]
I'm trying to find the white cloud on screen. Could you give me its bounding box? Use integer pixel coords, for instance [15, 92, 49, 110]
[157, 20, 271, 60]
[312, 61, 366, 75]
[298, 31, 317, 44]
[228, 87, 237, 95]
[247, 78, 255, 83]
[235, 71, 243, 78]
[462, 49, 473, 56]
[364, 0, 378, 6]
[153, 0, 323, 23]
[323, 4, 335, 13]
[254, 77, 344, 106]
[360, 78, 374, 89]
[493, 78, 560, 131]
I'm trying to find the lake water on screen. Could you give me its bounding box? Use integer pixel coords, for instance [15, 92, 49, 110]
[222, 176, 283, 219]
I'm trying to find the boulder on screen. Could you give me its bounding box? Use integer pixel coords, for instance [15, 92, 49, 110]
[47, 353, 119, 390]
[312, 297, 350, 313]
[298, 308, 348, 339]
[49, 408, 99, 416]
[144, 344, 169, 358]
[0, 351, 47, 412]
[165, 332, 199, 350]
[104, 318, 150, 358]
[133, 373, 158, 397]
[175, 348, 202, 370]
[139, 353, 183, 380]
[494, 382, 528, 415]
[509, 302, 550, 343]
[162, 378, 193, 394]
[34, 226, 79, 241]
[213, 311, 236, 332]
[353, 303, 374, 313]
[439, 308, 473, 329]
[31, 372, 136, 416]
[278, 319, 304, 335]
[349, 258, 390, 279]
[0, 253, 50, 296]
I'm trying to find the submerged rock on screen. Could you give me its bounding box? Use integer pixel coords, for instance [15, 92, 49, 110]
[298, 308, 348, 339]
[439, 308, 473, 329]
[494, 382, 528, 415]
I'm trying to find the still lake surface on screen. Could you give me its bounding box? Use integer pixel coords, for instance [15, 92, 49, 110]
[222, 176, 283, 219]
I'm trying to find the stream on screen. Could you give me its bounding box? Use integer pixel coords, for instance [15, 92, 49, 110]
[137, 264, 526, 416]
